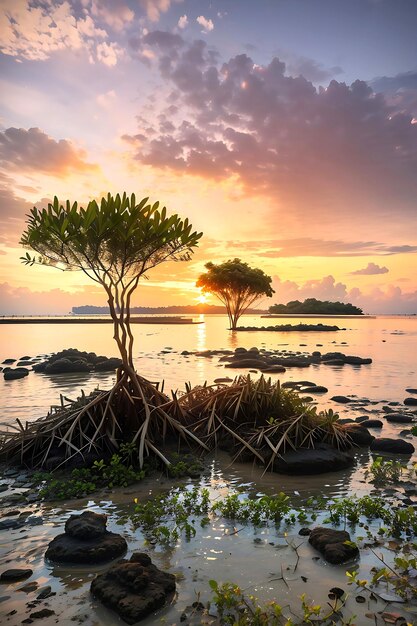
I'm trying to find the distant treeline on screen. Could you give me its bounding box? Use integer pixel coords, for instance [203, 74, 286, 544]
[72, 304, 268, 315]
[268, 298, 363, 315]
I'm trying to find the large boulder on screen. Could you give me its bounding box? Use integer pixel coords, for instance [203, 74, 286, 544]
[270, 443, 354, 475]
[309, 527, 359, 564]
[45, 511, 127, 564]
[91, 552, 176, 624]
[404, 397, 417, 406]
[370, 438, 415, 455]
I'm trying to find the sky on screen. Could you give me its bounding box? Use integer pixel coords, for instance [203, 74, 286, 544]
[1, 0, 417, 315]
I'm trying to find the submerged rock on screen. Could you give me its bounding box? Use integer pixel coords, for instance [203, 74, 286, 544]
[0, 569, 33, 582]
[309, 527, 359, 564]
[404, 397, 417, 406]
[331, 395, 352, 404]
[358, 419, 383, 429]
[45, 511, 127, 564]
[386, 413, 415, 424]
[91, 552, 176, 624]
[270, 443, 354, 475]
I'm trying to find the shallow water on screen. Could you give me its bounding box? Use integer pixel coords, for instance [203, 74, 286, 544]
[1, 454, 416, 625]
[1, 314, 417, 624]
[1, 314, 416, 422]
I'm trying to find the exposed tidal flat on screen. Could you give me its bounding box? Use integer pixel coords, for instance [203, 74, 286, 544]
[1, 314, 417, 625]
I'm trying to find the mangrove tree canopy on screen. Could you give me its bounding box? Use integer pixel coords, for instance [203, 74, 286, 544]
[197, 258, 274, 330]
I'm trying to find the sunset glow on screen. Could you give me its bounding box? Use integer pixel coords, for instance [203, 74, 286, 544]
[1, 1, 417, 314]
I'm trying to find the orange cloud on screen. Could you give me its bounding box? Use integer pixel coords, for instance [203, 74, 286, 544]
[0, 127, 99, 176]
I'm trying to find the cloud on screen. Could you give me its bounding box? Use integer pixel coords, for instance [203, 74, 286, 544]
[138, 0, 173, 23]
[214, 238, 417, 258]
[123, 36, 417, 235]
[0, 183, 33, 244]
[0, 0, 126, 65]
[371, 71, 417, 118]
[271, 275, 417, 315]
[96, 89, 117, 108]
[96, 41, 124, 66]
[196, 16, 214, 32]
[0, 127, 98, 175]
[284, 55, 343, 83]
[272, 275, 349, 303]
[0, 282, 104, 316]
[89, 0, 134, 31]
[351, 262, 389, 275]
[178, 14, 188, 29]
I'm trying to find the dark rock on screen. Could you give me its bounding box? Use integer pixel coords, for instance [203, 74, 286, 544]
[30, 609, 55, 619]
[404, 397, 417, 406]
[309, 527, 359, 564]
[45, 358, 91, 374]
[65, 511, 107, 539]
[2, 359, 16, 364]
[344, 356, 372, 365]
[4, 368, 30, 380]
[337, 418, 355, 424]
[0, 569, 33, 582]
[225, 358, 268, 369]
[270, 444, 354, 475]
[406, 388, 417, 394]
[36, 586, 52, 600]
[46, 511, 127, 564]
[259, 365, 286, 373]
[331, 396, 352, 404]
[32, 361, 47, 373]
[386, 413, 415, 424]
[90, 552, 176, 625]
[19, 582, 38, 593]
[213, 377, 233, 383]
[358, 419, 383, 429]
[355, 416, 370, 423]
[300, 385, 328, 393]
[323, 359, 345, 366]
[343, 424, 374, 446]
[0, 518, 26, 530]
[370, 438, 415, 455]
[299, 528, 312, 536]
[95, 357, 122, 371]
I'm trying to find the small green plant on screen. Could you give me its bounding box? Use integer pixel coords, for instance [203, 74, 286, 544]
[208, 580, 354, 625]
[33, 450, 145, 500]
[347, 544, 417, 602]
[366, 456, 404, 485]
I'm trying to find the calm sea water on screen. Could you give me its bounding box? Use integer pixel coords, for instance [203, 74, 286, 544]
[0, 314, 416, 424]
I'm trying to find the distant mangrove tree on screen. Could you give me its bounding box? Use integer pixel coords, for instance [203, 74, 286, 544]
[269, 298, 363, 315]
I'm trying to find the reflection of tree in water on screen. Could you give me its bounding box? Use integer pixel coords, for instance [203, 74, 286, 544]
[227, 330, 239, 350]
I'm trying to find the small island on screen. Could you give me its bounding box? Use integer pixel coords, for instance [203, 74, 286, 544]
[266, 298, 364, 315]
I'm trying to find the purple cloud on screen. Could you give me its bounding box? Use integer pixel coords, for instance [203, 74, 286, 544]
[123, 34, 417, 232]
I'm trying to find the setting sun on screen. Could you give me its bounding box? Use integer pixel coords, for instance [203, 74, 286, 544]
[196, 293, 208, 305]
